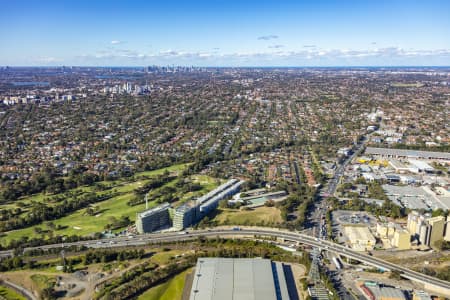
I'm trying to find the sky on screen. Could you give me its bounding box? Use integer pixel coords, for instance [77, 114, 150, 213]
[0, 0, 449, 66]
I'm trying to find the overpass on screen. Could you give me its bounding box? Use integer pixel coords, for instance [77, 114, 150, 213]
[1, 227, 449, 295]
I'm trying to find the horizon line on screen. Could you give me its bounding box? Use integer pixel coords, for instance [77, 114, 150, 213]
[2, 65, 450, 69]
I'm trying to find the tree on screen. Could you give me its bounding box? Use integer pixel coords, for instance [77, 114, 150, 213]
[432, 208, 448, 218]
[433, 239, 450, 251]
[46, 222, 56, 231]
[389, 270, 402, 280]
[41, 286, 56, 300]
[12, 257, 23, 269]
[265, 200, 275, 207]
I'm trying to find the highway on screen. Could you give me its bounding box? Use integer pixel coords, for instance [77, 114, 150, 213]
[311, 133, 372, 238]
[1, 227, 449, 293]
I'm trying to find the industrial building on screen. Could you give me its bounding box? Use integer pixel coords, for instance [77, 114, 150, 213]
[360, 281, 407, 300]
[365, 147, 450, 161]
[343, 225, 376, 251]
[407, 212, 446, 248]
[412, 290, 432, 300]
[388, 159, 435, 174]
[189, 257, 290, 300]
[427, 216, 446, 247]
[376, 222, 396, 239]
[445, 216, 450, 242]
[376, 222, 411, 250]
[383, 185, 448, 210]
[391, 229, 411, 250]
[408, 159, 435, 173]
[135, 202, 171, 234]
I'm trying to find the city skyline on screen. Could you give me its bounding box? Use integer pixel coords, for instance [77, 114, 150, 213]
[1, 0, 450, 66]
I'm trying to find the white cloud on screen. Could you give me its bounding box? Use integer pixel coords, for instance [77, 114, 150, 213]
[110, 40, 124, 45]
[71, 46, 450, 66]
[257, 35, 279, 41]
[36, 56, 62, 63]
[268, 45, 284, 49]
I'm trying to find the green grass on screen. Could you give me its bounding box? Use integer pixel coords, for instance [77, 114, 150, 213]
[3, 163, 190, 210]
[1, 164, 222, 247]
[2, 191, 145, 245]
[213, 206, 283, 225]
[172, 175, 222, 206]
[138, 163, 190, 177]
[30, 274, 55, 292]
[137, 268, 192, 300]
[150, 249, 187, 265]
[0, 286, 26, 300]
[1, 164, 190, 246]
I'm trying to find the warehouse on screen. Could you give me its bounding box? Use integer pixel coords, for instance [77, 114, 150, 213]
[343, 225, 376, 251]
[365, 147, 450, 160]
[361, 281, 407, 300]
[189, 257, 290, 300]
[382, 185, 448, 210]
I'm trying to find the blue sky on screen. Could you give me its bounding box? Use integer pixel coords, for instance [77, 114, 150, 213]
[1, 0, 449, 66]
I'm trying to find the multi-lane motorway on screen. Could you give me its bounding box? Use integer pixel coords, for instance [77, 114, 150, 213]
[1, 227, 449, 293]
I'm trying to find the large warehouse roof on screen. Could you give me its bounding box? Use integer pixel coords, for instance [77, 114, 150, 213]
[365, 147, 450, 160]
[189, 258, 289, 300]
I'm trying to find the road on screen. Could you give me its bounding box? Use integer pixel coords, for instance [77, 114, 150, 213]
[1, 227, 449, 293]
[327, 135, 369, 196]
[310, 134, 371, 238]
[304, 134, 377, 299]
[0, 279, 37, 300]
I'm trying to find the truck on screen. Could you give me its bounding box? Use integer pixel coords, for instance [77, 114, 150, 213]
[232, 227, 241, 231]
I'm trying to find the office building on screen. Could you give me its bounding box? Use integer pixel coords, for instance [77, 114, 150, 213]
[197, 179, 244, 215]
[171, 179, 244, 230]
[189, 258, 290, 300]
[136, 202, 171, 234]
[173, 202, 196, 230]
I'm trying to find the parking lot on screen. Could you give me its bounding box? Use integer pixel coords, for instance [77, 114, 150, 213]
[331, 210, 377, 244]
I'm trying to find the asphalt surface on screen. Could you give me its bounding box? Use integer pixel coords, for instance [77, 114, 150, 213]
[1, 227, 449, 292]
